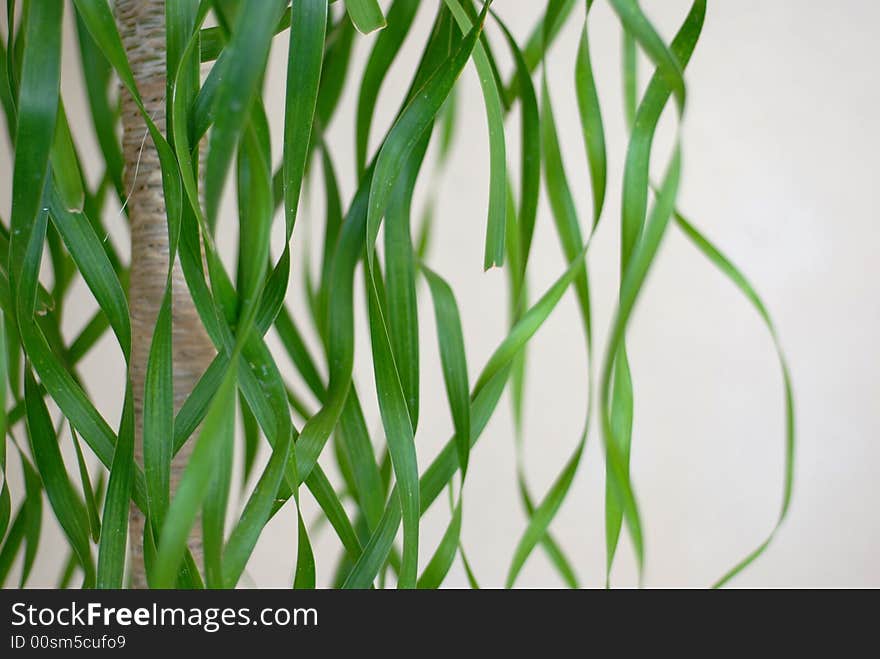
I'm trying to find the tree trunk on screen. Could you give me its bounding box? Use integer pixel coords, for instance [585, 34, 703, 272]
[116, 0, 215, 589]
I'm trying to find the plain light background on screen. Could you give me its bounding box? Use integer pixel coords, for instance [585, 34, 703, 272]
[1, 1, 878, 588]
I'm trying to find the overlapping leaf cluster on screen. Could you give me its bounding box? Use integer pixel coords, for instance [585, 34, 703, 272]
[0, 0, 793, 588]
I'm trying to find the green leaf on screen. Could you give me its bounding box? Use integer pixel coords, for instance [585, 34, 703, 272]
[365, 271, 419, 588]
[501, 24, 597, 586]
[505, 435, 585, 588]
[506, 0, 575, 99]
[365, 1, 488, 266]
[18, 449, 43, 588]
[203, 386, 234, 588]
[25, 367, 95, 586]
[608, 0, 687, 112]
[604, 0, 705, 584]
[492, 12, 539, 277]
[73, 12, 124, 198]
[293, 513, 316, 589]
[316, 13, 355, 128]
[417, 500, 462, 589]
[153, 367, 237, 588]
[8, 0, 63, 301]
[239, 393, 260, 487]
[69, 426, 101, 542]
[622, 31, 638, 130]
[673, 212, 795, 588]
[203, 0, 287, 223]
[283, 0, 327, 237]
[220, 405, 291, 587]
[142, 294, 173, 528]
[514, 478, 580, 588]
[337, 394, 384, 531]
[46, 183, 130, 359]
[199, 7, 292, 63]
[600, 146, 683, 585]
[416, 266, 471, 589]
[346, 236, 593, 587]
[0, 507, 26, 586]
[49, 101, 85, 212]
[575, 2, 607, 226]
[444, 0, 506, 269]
[355, 0, 419, 176]
[422, 266, 470, 475]
[96, 390, 134, 589]
[343, 0, 387, 35]
[0, 310, 8, 541]
[384, 156, 423, 429]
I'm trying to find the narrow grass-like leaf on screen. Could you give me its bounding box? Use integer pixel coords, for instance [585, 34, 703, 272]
[292, 4, 458, 496]
[315, 145, 344, 343]
[417, 500, 462, 589]
[343, 0, 387, 35]
[153, 367, 237, 588]
[622, 31, 638, 130]
[347, 237, 594, 587]
[384, 155, 423, 429]
[493, 12, 539, 277]
[8, 0, 63, 301]
[69, 426, 101, 542]
[0, 310, 8, 541]
[203, 0, 287, 223]
[96, 390, 134, 588]
[0, 506, 26, 585]
[220, 413, 291, 587]
[240, 393, 260, 487]
[422, 266, 470, 475]
[575, 0, 607, 225]
[142, 294, 173, 530]
[344, 366, 511, 588]
[316, 14, 355, 129]
[275, 305, 325, 401]
[444, 0, 506, 269]
[673, 212, 795, 588]
[366, 2, 488, 265]
[608, 0, 686, 112]
[473, 249, 588, 401]
[73, 12, 124, 198]
[203, 392, 234, 588]
[514, 479, 579, 588]
[355, 0, 420, 176]
[510, 0, 576, 96]
[24, 367, 95, 586]
[57, 553, 79, 589]
[505, 435, 585, 588]
[0, 38, 15, 140]
[605, 348, 632, 582]
[365, 272, 419, 588]
[503, 31, 597, 586]
[605, 0, 705, 583]
[293, 513, 316, 589]
[417, 265, 471, 589]
[601, 147, 683, 584]
[18, 448, 43, 587]
[283, 0, 327, 237]
[199, 7, 291, 63]
[49, 101, 85, 212]
[46, 184, 130, 358]
[337, 394, 385, 530]
[14, 209, 122, 493]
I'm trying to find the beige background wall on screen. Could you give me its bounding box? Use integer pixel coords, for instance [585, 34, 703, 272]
[1, 1, 878, 587]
